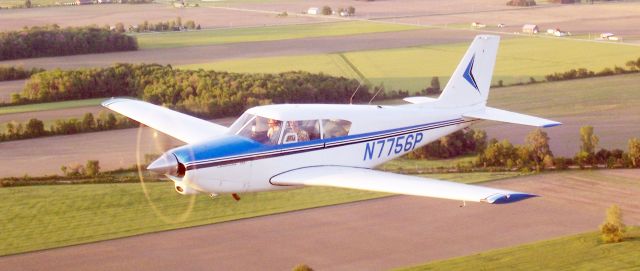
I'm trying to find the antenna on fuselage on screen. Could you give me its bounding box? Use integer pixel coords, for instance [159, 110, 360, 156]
[368, 86, 384, 105]
[349, 82, 362, 105]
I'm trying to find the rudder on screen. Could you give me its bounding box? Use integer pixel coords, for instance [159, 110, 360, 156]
[436, 35, 500, 108]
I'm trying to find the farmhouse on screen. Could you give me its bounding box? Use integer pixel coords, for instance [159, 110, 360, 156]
[307, 7, 319, 15]
[600, 33, 620, 41]
[522, 24, 539, 34]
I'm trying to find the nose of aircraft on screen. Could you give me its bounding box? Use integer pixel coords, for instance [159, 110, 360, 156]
[147, 152, 180, 176]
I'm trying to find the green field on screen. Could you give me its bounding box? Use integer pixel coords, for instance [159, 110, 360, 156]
[135, 21, 421, 49]
[379, 156, 477, 171]
[0, 98, 104, 115]
[0, 171, 518, 256]
[397, 227, 640, 271]
[487, 73, 640, 118]
[0, 0, 60, 8]
[181, 36, 640, 92]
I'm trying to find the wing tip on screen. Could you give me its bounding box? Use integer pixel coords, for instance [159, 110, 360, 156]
[484, 193, 538, 204]
[543, 122, 562, 128]
[101, 97, 137, 108]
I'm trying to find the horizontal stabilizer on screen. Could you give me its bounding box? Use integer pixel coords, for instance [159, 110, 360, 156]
[463, 107, 561, 128]
[102, 98, 228, 144]
[271, 166, 536, 204]
[403, 96, 437, 104]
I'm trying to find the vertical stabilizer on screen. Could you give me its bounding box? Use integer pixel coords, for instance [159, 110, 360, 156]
[436, 35, 500, 108]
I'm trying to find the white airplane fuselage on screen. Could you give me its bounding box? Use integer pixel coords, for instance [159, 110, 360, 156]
[171, 104, 477, 195]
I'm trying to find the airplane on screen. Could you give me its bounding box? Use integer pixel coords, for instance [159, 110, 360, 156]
[102, 35, 560, 205]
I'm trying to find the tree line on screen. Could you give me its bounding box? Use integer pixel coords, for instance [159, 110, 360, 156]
[0, 25, 137, 61]
[12, 63, 377, 118]
[0, 112, 136, 142]
[545, 57, 640, 82]
[406, 125, 640, 171]
[121, 17, 200, 33]
[475, 126, 640, 171]
[0, 66, 44, 81]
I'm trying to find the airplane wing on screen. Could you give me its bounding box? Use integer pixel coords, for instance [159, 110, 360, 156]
[102, 98, 228, 144]
[270, 166, 535, 204]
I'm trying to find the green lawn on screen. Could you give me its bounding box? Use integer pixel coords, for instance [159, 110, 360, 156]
[181, 36, 640, 92]
[0, 98, 104, 115]
[379, 156, 477, 171]
[0, 171, 516, 256]
[487, 73, 640, 118]
[0, 0, 60, 8]
[135, 21, 421, 49]
[396, 227, 640, 271]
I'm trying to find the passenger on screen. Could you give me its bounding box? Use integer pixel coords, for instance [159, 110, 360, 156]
[290, 121, 310, 142]
[267, 119, 282, 144]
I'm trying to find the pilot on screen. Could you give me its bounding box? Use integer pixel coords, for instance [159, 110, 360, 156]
[290, 121, 310, 142]
[267, 119, 282, 144]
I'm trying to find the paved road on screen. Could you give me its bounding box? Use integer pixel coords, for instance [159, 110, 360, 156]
[0, 28, 477, 70]
[1, 170, 638, 271]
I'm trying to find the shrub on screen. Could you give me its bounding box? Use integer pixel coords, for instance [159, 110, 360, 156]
[85, 160, 100, 177]
[600, 204, 626, 243]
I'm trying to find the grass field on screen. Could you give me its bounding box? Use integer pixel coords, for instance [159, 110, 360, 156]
[488, 73, 640, 118]
[0, 0, 60, 8]
[135, 21, 421, 49]
[379, 156, 477, 172]
[181, 36, 640, 92]
[0, 171, 518, 256]
[396, 227, 640, 271]
[0, 98, 104, 115]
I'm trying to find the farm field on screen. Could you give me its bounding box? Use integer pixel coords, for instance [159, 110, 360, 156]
[1, 169, 638, 270]
[0, 171, 515, 256]
[0, 80, 25, 103]
[0, 98, 104, 115]
[0, 106, 105, 130]
[183, 36, 640, 92]
[135, 21, 421, 49]
[0, 3, 329, 32]
[483, 73, 640, 157]
[397, 227, 640, 271]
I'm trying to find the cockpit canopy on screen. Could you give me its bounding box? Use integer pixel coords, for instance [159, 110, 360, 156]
[227, 113, 352, 145]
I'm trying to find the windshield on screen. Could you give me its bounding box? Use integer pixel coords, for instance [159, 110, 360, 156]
[227, 113, 255, 135]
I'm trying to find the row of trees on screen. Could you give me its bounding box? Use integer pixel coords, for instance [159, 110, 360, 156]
[0, 112, 136, 142]
[545, 57, 640, 82]
[407, 129, 487, 159]
[119, 17, 200, 33]
[0, 66, 44, 81]
[506, 0, 536, 6]
[0, 25, 137, 61]
[61, 160, 101, 177]
[12, 64, 378, 118]
[474, 126, 640, 171]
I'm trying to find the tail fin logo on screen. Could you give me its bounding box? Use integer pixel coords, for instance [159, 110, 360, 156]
[463, 55, 480, 93]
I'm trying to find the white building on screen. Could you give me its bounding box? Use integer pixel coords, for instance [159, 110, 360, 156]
[522, 24, 539, 34]
[307, 7, 319, 15]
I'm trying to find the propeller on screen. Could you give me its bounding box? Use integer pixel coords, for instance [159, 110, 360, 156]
[135, 124, 197, 224]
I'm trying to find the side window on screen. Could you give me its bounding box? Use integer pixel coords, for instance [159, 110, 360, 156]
[238, 116, 283, 145]
[322, 119, 351, 139]
[281, 120, 320, 144]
